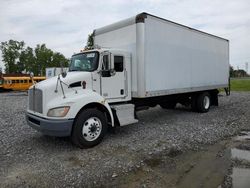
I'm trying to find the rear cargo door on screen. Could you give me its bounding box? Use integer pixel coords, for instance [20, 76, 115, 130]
[101, 54, 126, 99]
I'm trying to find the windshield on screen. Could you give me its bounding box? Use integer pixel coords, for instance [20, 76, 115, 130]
[69, 52, 99, 72]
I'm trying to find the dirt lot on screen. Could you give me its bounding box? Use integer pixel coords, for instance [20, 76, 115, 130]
[0, 91, 250, 187]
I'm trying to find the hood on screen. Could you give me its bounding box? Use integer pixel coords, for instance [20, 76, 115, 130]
[35, 71, 92, 91]
[32, 72, 93, 114]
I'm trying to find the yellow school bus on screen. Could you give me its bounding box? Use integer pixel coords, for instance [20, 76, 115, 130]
[0, 78, 3, 90]
[3, 76, 46, 91]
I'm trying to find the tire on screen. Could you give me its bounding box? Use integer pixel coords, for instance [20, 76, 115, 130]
[71, 109, 107, 148]
[160, 101, 177, 109]
[196, 92, 211, 113]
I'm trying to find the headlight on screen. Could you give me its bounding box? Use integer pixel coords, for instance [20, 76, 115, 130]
[47, 106, 70, 117]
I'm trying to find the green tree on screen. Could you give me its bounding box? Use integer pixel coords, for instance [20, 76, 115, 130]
[85, 32, 94, 49]
[230, 65, 234, 77]
[52, 52, 69, 67]
[34, 44, 69, 75]
[1, 40, 69, 75]
[19, 46, 36, 74]
[233, 69, 248, 77]
[0, 40, 25, 73]
[34, 44, 53, 75]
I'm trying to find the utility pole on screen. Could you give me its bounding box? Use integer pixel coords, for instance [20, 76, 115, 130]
[246, 62, 249, 75]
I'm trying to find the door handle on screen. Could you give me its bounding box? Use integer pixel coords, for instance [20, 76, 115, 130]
[120, 89, 124, 95]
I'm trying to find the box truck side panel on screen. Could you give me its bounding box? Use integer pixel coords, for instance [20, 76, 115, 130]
[144, 16, 229, 97]
[94, 23, 138, 94]
[190, 31, 229, 88]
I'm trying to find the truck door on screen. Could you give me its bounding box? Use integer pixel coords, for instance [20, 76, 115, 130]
[101, 53, 126, 99]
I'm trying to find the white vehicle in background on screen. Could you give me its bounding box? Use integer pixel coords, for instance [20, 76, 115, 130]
[46, 67, 69, 79]
[26, 13, 230, 148]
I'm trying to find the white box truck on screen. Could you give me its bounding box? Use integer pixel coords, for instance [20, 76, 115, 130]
[26, 13, 229, 148]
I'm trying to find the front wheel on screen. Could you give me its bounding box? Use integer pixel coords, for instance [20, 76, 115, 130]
[71, 109, 107, 148]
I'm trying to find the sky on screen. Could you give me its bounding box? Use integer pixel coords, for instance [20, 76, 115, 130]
[0, 0, 250, 73]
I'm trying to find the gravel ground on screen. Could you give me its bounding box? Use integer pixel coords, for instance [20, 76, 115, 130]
[0, 91, 250, 187]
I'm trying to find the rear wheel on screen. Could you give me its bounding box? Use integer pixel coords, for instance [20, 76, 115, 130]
[71, 109, 107, 148]
[196, 92, 211, 113]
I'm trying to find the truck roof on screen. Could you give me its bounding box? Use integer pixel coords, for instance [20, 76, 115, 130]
[94, 12, 229, 42]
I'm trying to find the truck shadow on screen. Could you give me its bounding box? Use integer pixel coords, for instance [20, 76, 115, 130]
[30, 134, 76, 150]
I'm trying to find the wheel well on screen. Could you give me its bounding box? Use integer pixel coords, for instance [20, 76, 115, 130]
[191, 90, 218, 106]
[74, 103, 112, 128]
[208, 89, 219, 106]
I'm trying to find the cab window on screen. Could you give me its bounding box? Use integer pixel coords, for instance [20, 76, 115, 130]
[69, 52, 99, 72]
[114, 56, 124, 72]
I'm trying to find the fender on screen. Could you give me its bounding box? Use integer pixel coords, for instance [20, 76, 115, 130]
[46, 89, 114, 126]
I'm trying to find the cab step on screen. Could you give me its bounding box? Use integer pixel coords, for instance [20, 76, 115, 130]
[111, 104, 138, 126]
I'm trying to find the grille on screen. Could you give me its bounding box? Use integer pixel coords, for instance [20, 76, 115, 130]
[28, 88, 43, 113]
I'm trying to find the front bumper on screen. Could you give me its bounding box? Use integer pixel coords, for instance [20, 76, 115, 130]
[26, 113, 74, 137]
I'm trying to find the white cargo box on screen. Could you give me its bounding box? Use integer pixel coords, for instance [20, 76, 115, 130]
[94, 13, 229, 98]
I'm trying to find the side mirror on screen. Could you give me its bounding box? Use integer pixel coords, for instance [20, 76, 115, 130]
[60, 62, 67, 78]
[61, 71, 67, 78]
[30, 72, 35, 84]
[101, 70, 111, 77]
[30, 72, 34, 78]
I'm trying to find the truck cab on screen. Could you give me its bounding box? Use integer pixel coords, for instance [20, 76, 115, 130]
[68, 49, 132, 103]
[26, 48, 137, 148]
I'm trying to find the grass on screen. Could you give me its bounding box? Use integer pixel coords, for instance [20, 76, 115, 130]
[230, 78, 250, 91]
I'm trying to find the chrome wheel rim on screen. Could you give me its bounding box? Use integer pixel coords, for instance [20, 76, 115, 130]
[82, 117, 102, 141]
[203, 96, 210, 109]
